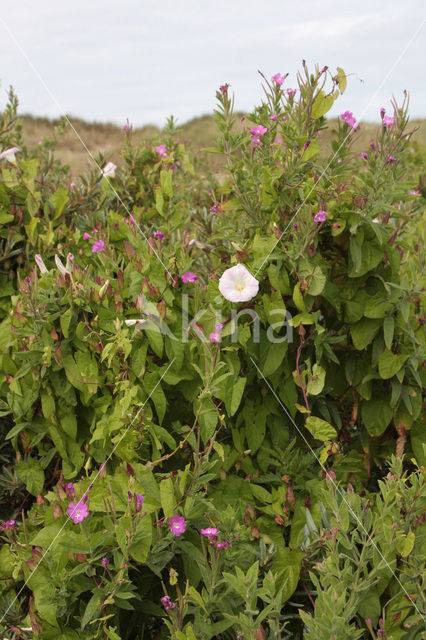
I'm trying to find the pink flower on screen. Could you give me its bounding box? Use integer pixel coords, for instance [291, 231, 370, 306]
[67, 500, 89, 524]
[340, 111, 359, 130]
[161, 595, 176, 611]
[135, 494, 145, 512]
[102, 162, 117, 178]
[383, 116, 394, 127]
[83, 232, 91, 240]
[101, 557, 109, 566]
[387, 155, 396, 164]
[360, 152, 368, 160]
[286, 88, 296, 98]
[153, 230, 165, 240]
[269, 114, 277, 121]
[251, 136, 263, 149]
[215, 322, 224, 331]
[217, 540, 230, 549]
[0, 147, 20, 163]
[92, 240, 105, 253]
[201, 527, 220, 538]
[409, 189, 420, 195]
[181, 271, 198, 283]
[271, 73, 286, 86]
[249, 125, 267, 136]
[169, 514, 186, 536]
[380, 107, 386, 120]
[155, 144, 168, 157]
[66, 482, 76, 497]
[209, 332, 220, 343]
[1, 520, 16, 531]
[273, 136, 283, 144]
[218, 264, 259, 303]
[314, 210, 328, 223]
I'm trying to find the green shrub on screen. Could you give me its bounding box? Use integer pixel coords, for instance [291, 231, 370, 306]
[0, 64, 424, 639]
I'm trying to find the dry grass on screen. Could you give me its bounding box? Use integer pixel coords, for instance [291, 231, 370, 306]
[19, 113, 425, 176]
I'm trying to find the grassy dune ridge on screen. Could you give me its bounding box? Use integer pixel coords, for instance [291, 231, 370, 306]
[19, 113, 426, 175]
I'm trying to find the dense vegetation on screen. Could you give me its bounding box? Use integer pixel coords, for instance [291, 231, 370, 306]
[0, 64, 425, 639]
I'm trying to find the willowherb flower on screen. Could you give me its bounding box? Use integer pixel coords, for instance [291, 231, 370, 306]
[201, 527, 220, 539]
[340, 110, 359, 130]
[1, 520, 16, 531]
[286, 88, 296, 98]
[314, 210, 328, 223]
[387, 155, 396, 164]
[0, 147, 20, 163]
[217, 540, 230, 549]
[155, 144, 168, 157]
[102, 162, 117, 178]
[271, 73, 286, 86]
[153, 230, 165, 240]
[66, 500, 89, 524]
[169, 514, 186, 536]
[218, 264, 259, 303]
[383, 115, 394, 127]
[35, 254, 48, 274]
[92, 240, 105, 253]
[135, 494, 145, 512]
[360, 152, 368, 160]
[101, 557, 109, 567]
[409, 189, 420, 195]
[66, 482, 76, 497]
[83, 232, 91, 240]
[249, 125, 267, 137]
[181, 271, 198, 283]
[161, 595, 176, 611]
[209, 331, 221, 343]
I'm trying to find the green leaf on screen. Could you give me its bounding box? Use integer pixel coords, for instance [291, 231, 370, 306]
[311, 91, 334, 119]
[273, 548, 304, 601]
[361, 396, 393, 436]
[49, 187, 69, 219]
[336, 67, 347, 93]
[305, 416, 337, 441]
[160, 477, 175, 517]
[303, 139, 321, 162]
[225, 377, 246, 416]
[60, 308, 73, 339]
[351, 318, 381, 350]
[160, 169, 173, 198]
[383, 316, 394, 350]
[81, 592, 101, 629]
[306, 363, 325, 395]
[378, 349, 408, 380]
[396, 531, 415, 557]
[15, 458, 44, 496]
[129, 515, 153, 563]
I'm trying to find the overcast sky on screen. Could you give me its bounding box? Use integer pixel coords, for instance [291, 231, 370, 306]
[1, 1, 425, 127]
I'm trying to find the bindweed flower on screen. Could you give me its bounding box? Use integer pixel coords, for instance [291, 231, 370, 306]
[217, 540, 230, 549]
[169, 514, 186, 536]
[155, 144, 168, 157]
[360, 152, 368, 160]
[218, 264, 259, 303]
[66, 500, 89, 524]
[102, 162, 117, 178]
[92, 240, 105, 253]
[181, 271, 198, 283]
[161, 595, 176, 611]
[135, 494, 145, 512]
[249, 125, 267, 137]
[35, 254, 48, 274]
[271, 73, 286, 86]
[340, 110, 359, 130]
[0, 147, 20, 163]
[83, 232, 91, 240]
[101, 557, 109, 567]
[201, 527, 219, 539]
[55, 254, 70, 276]
[153, 230, 165, 240]
[314, 210, 328, 223]
[383, 115, 394, 127]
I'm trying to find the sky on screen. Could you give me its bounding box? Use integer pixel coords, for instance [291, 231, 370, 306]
[0, 0, 425, 127]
